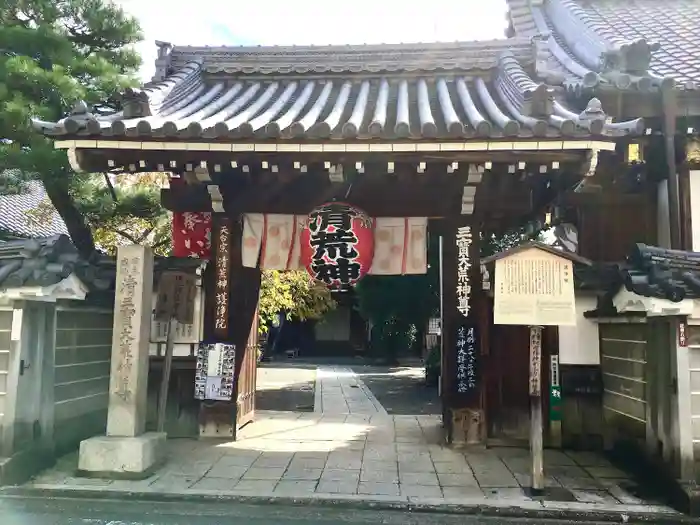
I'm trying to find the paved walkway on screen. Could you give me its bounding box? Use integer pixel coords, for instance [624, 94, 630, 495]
[12, 365, 683, 520]
[314, 366, 388, 416]
[23, 411, 677, 518]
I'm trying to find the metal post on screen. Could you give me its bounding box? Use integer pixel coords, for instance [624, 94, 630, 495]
[156, 317, 177, 433]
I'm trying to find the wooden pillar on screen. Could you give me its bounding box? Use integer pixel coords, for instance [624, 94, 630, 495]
[440, 217, 483, 446]
[199, 215, 261, 439]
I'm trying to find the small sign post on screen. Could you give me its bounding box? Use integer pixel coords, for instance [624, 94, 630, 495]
[549, 354, 562, 447]
[154, 271, 197, 433]
[482, 242, 590, 496]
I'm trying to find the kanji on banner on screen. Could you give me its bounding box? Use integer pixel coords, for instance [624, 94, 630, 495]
[173, 212, 212, 258]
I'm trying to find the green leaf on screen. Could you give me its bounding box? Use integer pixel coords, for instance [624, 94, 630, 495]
[1, 0, 144, 253]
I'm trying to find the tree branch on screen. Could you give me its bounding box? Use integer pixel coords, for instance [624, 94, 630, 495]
[113, 228, 139, 244]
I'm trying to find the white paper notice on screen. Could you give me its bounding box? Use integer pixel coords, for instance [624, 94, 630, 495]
[206, 345, 224, 376]
[493, 248, 576, 326]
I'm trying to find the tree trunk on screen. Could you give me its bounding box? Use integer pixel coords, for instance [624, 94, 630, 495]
[42, 179, 96, 259]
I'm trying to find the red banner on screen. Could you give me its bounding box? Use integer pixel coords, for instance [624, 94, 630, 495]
[172, 211, 213, 259]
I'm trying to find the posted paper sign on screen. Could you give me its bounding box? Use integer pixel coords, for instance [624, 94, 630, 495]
[493, 248, 576, 326]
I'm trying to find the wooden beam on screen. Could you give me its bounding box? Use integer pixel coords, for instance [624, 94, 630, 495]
[78, 148, 587, 175]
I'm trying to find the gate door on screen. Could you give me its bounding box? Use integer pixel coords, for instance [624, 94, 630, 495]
[236, 308, 258, 430]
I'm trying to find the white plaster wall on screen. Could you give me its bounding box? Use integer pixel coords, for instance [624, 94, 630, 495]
[690, 171, 700, 251]
[657, 180, 671, 249]
[558, 295, 600, 365]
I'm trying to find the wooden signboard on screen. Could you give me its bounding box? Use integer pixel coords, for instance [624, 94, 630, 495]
[153, 270, 197, 433]
[492, 246, 577, 326]
[155, 271, 197, 324]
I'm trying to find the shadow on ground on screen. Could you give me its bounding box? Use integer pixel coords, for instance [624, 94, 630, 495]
[351, 365, 440, 415]
[255, 362, 317, 412]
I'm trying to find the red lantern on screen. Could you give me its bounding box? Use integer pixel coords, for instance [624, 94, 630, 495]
[300, 202, 374, 288]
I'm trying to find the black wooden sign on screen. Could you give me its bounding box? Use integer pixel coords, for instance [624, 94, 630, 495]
[455, 322, 479, 395]
[560, 364, 603, 397]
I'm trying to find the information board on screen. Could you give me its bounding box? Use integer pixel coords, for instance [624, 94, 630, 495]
[194, 343, 235, 401]
[493, 247, 576, 326]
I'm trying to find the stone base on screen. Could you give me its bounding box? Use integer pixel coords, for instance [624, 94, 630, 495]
[450, 408, 483, 445]
[77, 432, 166, 480]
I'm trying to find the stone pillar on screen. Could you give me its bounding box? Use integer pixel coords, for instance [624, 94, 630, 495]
[78, 245, 166, 478]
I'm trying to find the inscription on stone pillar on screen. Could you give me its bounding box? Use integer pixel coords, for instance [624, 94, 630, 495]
[107, 245, 154, 438]
[114, 256, 140, 402]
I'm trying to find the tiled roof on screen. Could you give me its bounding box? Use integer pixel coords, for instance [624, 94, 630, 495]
[570, 0, 700, 87]
[163, 40, 536, 76]
[577, 244, 700, 303]
[507, 0, 700, 91]
[0, 177, 68, 238]
[31, 42, 644, 141]
[0, 235, 205, 291]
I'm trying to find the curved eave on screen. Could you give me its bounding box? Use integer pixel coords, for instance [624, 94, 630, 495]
[33, 65, 645, 142]
[520, 0, 679, 94]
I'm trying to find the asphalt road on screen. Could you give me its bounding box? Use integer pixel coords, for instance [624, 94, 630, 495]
[0, 495, 631, 525]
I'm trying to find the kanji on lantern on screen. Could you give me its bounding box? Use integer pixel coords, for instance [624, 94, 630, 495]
[300, 202, 374, 288]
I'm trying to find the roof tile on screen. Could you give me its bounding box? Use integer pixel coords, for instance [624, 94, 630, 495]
[0, 179, 68, 238]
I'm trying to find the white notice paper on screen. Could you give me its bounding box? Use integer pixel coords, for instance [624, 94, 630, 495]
[493, 248, 576, 326]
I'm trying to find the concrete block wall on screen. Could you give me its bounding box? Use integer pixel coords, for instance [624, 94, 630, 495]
[686, 326, 700, 460]
[53, 306, 113, 455]
[0, 310, 13, 432]
[599, 323, 648, 446]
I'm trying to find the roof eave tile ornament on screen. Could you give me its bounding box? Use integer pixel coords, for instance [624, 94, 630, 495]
[153, 40, 174, 82]
[599, 39, 661, 92]
[543, 0, 664, 92]
[30, 100, 97, 135]
[496, 50, 567, 136]
[121, 88, 152, 119]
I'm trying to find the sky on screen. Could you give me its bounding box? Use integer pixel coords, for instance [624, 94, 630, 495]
[113, 0, 510, 80]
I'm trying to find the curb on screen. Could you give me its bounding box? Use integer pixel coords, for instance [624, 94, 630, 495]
[2, 486, 696, 524]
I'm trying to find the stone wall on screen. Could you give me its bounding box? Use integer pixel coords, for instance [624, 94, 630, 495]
[53, 306, 113, 455]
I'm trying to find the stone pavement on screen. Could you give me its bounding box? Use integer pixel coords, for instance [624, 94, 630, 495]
[22, 410, 678, 519]
[314, 366, 388, 415]
[10, 364, 686, 521]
